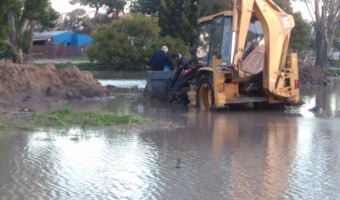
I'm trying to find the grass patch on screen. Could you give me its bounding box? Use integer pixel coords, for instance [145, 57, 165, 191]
[325, 68, 340, 76]
[0, 122, 8, 134]
[69, 56, 89, 60]
[30, 108, 147, 127]
[0, 121, 11, 130]
[15, 125, 37, 132]
[0, 120, 37, 133]
[0, 122, 7, 129]
[329, 60, 340, 68]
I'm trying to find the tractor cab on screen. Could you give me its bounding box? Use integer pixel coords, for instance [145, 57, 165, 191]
[196, 11, 265, 77]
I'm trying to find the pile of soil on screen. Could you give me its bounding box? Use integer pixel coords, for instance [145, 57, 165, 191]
[0, 60, 108, 102]
[299, 65, 329, 85]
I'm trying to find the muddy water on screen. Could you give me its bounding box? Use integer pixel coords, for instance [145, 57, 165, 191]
[1, 81, 340, 199]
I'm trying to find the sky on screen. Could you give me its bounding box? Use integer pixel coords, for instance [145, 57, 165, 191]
[292, 2, 313, 21]
[50, 0, 93, 15]
[51, 0, 78, 14]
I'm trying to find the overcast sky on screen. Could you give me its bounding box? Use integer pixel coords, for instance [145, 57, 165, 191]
[50, 0, 92, 14]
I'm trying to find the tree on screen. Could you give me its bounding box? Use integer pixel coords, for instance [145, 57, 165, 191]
[2, 0, 59, 63]
[59, 9, 95, 34]
[273, 0, 293, 13]
[198, 0, 233, 17]
[86, 13, 189, 70]
[333, 25, 340, 50]
[70, 0, 105, 19]
[105, 0, 127, 19]
[131, 0, 233, 17]
[302, 0, 340, 67]
[70, 0, 126, 21]
[290, 12, 312, 52]
[130, 0, 161, 16]
[159, 0, 198, 46]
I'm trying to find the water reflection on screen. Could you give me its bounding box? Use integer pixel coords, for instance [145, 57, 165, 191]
[99, 79, 146, 89]
[295, 84, 340, 118]
[1, 83, 340, 199]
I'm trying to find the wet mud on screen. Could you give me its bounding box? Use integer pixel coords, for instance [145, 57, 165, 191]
[0, 75, 340, 199]
[0, 61, 108, 104]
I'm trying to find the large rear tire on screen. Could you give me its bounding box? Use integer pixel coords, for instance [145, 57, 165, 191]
[196, 74, 215, 110]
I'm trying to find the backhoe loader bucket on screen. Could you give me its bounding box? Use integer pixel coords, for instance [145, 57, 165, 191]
[143, 71, 175, 100]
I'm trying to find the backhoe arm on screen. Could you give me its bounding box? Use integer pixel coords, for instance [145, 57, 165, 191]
[232, 0, 296, 98]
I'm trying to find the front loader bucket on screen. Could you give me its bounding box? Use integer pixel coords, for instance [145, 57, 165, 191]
[143, 71, 175, 100]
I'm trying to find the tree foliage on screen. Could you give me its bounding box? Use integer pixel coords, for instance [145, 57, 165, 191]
[0, 0, 59, 63]
[105, 0, 127, 19]
[158, 0, 198, 46]
[290, 12, 312, 52]
[70, 0, 126, 20]
[58, 8, 95, 34]
[86, 14, 189, 70]
[198, 0, 233, 17]
[131, 0, 233, 18]
[70, 0, 106, 18]
[131, 0, 161, 16]
[273, 0, 293, 13]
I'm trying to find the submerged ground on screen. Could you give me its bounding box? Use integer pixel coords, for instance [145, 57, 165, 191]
[0, 72, 340, 199]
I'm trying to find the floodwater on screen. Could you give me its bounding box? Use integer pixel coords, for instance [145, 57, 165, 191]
[0, 72, 340, 199]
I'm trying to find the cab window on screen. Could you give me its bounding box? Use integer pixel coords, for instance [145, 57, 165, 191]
[197, 22, 212, 65]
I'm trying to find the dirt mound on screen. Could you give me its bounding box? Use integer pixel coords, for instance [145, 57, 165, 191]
[0, 60, 108, 101]
[299, 65, 329, 85]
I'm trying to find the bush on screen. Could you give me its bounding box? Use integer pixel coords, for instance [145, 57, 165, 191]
[138, 35, 190, 66]
[86, 13, 190, 71]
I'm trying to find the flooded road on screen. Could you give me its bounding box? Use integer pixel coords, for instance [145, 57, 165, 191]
[1, 75, 340, 199]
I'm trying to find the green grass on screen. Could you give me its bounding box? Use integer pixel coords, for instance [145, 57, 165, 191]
[0, 122, 20, 134]
[0, 121, 10, 128]
[15, 125, 37, 132]
[30, 108, 147, 127]
[325, 68, 340, 76]
[0, 122, 7, 134]
[329, 60, 340, 68]
[69, 56, 89, 60]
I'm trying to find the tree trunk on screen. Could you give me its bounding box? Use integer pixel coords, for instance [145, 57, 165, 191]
[312, 0, 340, 68]
[6, 10, 30, 64]
[93, 5, 100, 27]
[28, 21, 36, 55]
[13, 48, 24, 64]
[314, 26, 329, 67]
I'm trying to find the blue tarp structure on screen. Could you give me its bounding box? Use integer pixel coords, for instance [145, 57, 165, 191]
[34, 30, 92, 46]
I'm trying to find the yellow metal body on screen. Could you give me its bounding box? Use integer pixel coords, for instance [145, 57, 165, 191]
[194, 0, 301, 108]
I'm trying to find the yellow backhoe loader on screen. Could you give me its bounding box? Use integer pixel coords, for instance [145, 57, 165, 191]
[184, 0, 301, 110]
[145, 0, 301, 110]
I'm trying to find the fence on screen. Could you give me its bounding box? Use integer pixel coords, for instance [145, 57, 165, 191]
[31, 43, 87, 59]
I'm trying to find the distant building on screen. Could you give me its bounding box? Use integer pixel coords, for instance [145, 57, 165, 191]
[32, 31, 93, 59]
[33, 30, 92, 46]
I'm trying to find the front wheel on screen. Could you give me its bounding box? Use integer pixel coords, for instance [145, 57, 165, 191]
[196, 74, 215, 110]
